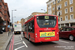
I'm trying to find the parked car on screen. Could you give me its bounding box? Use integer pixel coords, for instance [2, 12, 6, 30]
[0, 29, 3, 34]
[59, 27, 75, 41]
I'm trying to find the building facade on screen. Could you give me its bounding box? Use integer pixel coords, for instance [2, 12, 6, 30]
[21, 18, 25, 26]
[46, 0, 55, 15]
[27, 12, 47, 20]
[21, 18, 25, 31]
[47, 0, 75, 28]
[0, 0, 10, 32]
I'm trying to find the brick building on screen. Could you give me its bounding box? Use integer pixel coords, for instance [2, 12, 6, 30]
[0, 0, 10, 32]
[47, 0, 75, 28]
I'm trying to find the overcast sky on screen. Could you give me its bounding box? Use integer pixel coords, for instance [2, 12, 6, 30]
[4, 0, 48, 23]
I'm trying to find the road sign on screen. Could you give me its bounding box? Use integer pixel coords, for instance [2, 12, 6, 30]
[8, 25, 10, 28]
[15, 25, 17, 27]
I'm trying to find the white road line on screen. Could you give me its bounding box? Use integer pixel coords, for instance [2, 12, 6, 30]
[59, 40, 69, 43]
[15, 45, 25, 50]
[23, 41, 28, 48]
[19, 35, 22, 40]
[14, 40, 22, 43]
[14, 39, 21, 41]
[14, 42, 22, 45]
[21, 37, 22, 40]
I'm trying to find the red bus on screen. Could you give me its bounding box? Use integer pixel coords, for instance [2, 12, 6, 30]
[23, 14, 59, 43]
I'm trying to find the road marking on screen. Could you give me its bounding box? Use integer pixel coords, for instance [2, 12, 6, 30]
[15, 45, 25, 50]
[14, 40, 22, 43]
[23, 41, 28, 48]
[21, 38, 22, 40]
[14, 42, 22, 45]
[59, 40, 69, 43]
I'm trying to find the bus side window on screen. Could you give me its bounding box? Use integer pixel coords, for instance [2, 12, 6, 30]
[25, 24, 28, 32]
[32, 20, 34, 33]
[28, 20, 34, 33]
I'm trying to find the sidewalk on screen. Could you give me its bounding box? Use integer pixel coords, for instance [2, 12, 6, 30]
[0, 32, 13, 50]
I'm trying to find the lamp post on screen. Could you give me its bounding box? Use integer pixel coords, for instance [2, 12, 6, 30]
[41, 9, 47, 13]
[41, 9, 46, 12]
[12, 9, 16, 31]
[55, 0, 57, 15]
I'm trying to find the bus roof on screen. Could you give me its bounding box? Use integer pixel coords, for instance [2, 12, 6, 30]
[24, 14, 58, 24]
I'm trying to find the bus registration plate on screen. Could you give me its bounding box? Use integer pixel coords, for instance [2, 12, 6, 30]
[40, 32, 55, 37]
[45, 38, 50, 40]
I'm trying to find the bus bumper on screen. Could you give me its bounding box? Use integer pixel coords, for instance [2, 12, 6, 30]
[35, 36, 59, 43]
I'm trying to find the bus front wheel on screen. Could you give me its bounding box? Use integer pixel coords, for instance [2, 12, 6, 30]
[29, 35, 31, 41]
[23, 33, 25, 38]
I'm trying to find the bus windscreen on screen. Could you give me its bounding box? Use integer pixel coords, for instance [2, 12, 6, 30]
[37, 16, 56, 28]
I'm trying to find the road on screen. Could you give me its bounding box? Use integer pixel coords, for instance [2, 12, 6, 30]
[8, 33, 75, 50]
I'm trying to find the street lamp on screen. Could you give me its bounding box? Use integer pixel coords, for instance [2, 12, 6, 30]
[41, 9, 47, 13]
[41, 9, 46, 12]
[12, 9, 17, 31]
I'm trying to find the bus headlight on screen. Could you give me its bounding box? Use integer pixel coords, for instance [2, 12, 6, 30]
[36, 36, 37, 37]
[35, 33, 37, 35]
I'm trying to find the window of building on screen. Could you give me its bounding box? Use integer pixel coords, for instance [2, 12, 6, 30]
[0, 5, 1, 8]
[65, 15, 68, 20]
[57, 10, 62, 17]
[4, 6, 7, 8]
[2, 9, 4, 12]
[53, 1, 55, 4]
[48, 5, 50, 7]
[0, 12, 2, 14]
[60, 17, 63, 21]
[70, 14, 74, 20]
[58, 12, 60, 16]
[69, 0, 73, 4]
[70, 6, 73, 12]
[48, 9, 52, 14]
[58, 18, 59, 21]
[65, 1, 67, 6]
[0, 0, 2, 2]
[57, 0, 60, 3]
[65, 8, 68, 14]
[4, 11, 7, 13]
[4, 16, 7, 19]
[53, 7, 55, 10]
[57, 4, 61, 10]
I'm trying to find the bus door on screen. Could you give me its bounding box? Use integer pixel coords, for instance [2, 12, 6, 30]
[27, 24, 29, 38]
[25, 24, 28, 38]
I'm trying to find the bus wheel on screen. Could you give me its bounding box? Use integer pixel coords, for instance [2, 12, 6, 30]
[23, 33, 25, 38]
[69, 35, 74, 41]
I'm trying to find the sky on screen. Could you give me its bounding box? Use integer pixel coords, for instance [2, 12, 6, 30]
[4, 0, 48, 23]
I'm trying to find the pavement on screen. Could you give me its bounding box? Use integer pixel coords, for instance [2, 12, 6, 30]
[0, 32, 13, 50]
